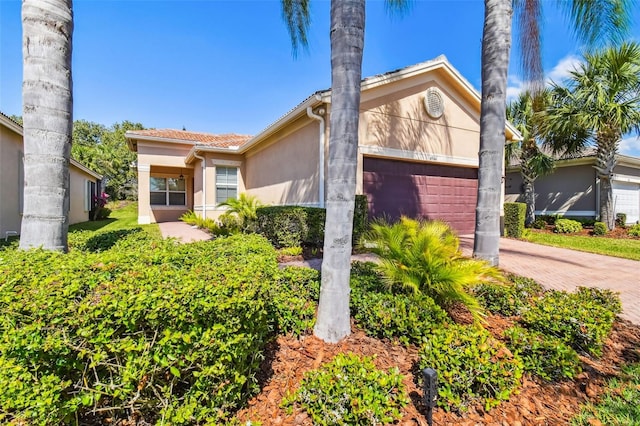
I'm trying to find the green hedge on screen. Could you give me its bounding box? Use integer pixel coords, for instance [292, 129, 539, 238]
[504, 202, 526, 238]
[0, 232, 278, 425]
[255, 195, 368, 248]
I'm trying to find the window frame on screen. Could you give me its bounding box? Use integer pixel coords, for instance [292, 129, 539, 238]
[215, 166, 239, 205]
[150, 176, 187, 206]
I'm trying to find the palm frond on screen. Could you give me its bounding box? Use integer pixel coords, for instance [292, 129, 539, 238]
[281, 0, 311, 57]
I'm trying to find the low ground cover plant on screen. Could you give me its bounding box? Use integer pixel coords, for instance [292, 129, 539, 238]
[473, 274, 543, 316]
[520, 289, 616, 356]
[0, 233, 279, 425]
[418, 324, 524, 411]
[282, 352, 408, 425]
[270, 266, 320, 336]
[504, 326, 582, 381]
[361, 218, 504, 322]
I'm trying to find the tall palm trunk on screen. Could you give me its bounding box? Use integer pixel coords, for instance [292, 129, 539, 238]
[474, 0, 512, 266]
[521, 170, 536, 226]
[19, 0, 73, 251]
[314, 0, 365, 343]
[595, 134, 619, 229]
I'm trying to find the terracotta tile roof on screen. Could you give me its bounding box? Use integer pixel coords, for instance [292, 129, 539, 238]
[127, 129, 252, 148]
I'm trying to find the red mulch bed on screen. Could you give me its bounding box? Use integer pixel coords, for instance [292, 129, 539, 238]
[235, 316, 640, 426]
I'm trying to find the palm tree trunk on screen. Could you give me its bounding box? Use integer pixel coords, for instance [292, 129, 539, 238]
[474, 0, 512, 266]
[19, 0, 73, 251]
[523, 176, 536, 226]
[314, 0, 365, 343]
[595, 138, 618, 230]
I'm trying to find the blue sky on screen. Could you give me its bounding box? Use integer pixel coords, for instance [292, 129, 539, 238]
[1, 0, 639, 155]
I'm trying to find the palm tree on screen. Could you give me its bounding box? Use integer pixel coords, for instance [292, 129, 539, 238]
[474, 0, 634, 265]
[542, 42, 640, 230]
[506, 91, 555, 226]
[19, 0, 74, 252]
[362, 218, 504, 323]
[281, 0, 408, 342]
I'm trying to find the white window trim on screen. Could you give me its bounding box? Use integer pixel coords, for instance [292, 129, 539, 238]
[150, 177, 187, 206]
[84, 180, 92, 212]
[214, 165, 239, 205]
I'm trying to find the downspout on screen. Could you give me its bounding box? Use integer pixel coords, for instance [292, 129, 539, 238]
[193, 151, 207, 218]
[307, 106, 326, 208]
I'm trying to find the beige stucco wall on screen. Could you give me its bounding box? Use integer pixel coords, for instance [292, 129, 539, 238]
[245, 116, 320, 206]
[136, 141, 194, 224]
[68, 165, 99, 225]
[191, 152, 244, 220]
[0, 124, 23, 236]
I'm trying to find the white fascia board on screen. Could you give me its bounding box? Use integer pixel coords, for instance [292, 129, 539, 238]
[360, 145, 478, 167]
[124, 132, 198, 146]
[185, 145, 241, 164]
[613, 173, 640, 184]
[70, 159, 103, 180]
[0, 115, 23, 135]
[617, 154, 640, 169]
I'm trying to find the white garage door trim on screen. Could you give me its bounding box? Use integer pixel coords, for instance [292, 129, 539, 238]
[612, 180, 640, 224]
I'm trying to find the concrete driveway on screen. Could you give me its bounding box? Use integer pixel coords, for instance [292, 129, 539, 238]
[459, 236, 639, 325]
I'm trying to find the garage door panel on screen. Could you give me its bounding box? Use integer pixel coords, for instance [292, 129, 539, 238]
[363, 157, 478, 234]
[613, 181, 640, 224]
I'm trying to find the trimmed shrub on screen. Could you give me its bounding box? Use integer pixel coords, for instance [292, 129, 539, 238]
[283, 353, 407, 425]
[418, 324, 523, 411]
[504, 202, 526, 238]
[616, 212, 627, 227]
[520, 289, 616, 356]
[0, 233, 278, 425]
[255, 198, 368, 249]
[269, 266, 320, 336]
[504, 326, 582, 381]
[629, 223, 640, 237]
[593, 221, 607, 235]
[474, 274, 544, 316]
[532, 218, 547, 229]
[554, 218, 583, 233]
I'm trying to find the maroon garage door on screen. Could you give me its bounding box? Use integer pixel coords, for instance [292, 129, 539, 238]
[362, 157, 478, 234]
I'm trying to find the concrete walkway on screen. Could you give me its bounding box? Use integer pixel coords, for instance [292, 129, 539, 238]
[157, 221, 211, 243]
[157, 222, 639, 325]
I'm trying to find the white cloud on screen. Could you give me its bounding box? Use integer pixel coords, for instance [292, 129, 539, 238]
[619, 135, 640, 157]
[546, 55, 582, 84]
[506, 54, 583, 102]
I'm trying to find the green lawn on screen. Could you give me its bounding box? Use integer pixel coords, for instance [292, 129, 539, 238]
[523, 231, 640, 261]
[572, 363, 640, 425]
[69, 202, 161, 238]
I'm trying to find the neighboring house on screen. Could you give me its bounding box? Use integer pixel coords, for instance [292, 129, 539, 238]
[505, 150, 640, 224]
[126, 56, 521, 234]
[0, 112, 103, 237]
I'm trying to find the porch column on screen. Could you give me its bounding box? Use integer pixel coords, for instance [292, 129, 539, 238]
[138, 164, 151, 224]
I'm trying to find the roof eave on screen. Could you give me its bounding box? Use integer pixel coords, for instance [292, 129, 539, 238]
[238, 93, 324, 154]
[70, 159, 103, 180]
[185, 145, 242, 164]
[0, 114, 23, 136]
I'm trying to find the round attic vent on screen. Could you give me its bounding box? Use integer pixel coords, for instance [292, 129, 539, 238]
[423, 87, 444, 119]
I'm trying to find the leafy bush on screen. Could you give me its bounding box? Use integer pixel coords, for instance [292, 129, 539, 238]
[94, 207, 112, 220]
[69, 227, 148, 252]
[593, 221, 607, 235]
[218, 211, 243, 234]
[255, 197, 368, 249]
[504, 202, 526, 237]
[360, 218, 504, 322]
[278, 246, 302, 256]
[268, 267, 320, 336]
[575, 286, 622, 315]
[628, 223, 640, 237]
[554, 218, 583, 234]
[0, 233, 278, 424]
[504, 326, 582, 381]
[616, 212, 627, 227]
[418, 324, 523, 411]
[538, 214, 560, 225]
[520, 289, 616, 356]
[473, 274, 544, 316]
[283, 353, 407, 425]
[532, 218, 547, 229]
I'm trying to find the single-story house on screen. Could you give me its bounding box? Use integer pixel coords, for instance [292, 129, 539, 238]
[126, 55, 521, 234]
[505, 151, 640, 224]
[0, 112, 103, 237]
